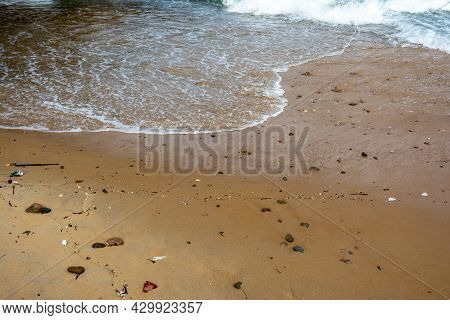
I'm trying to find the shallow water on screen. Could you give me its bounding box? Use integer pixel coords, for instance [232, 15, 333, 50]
[0, 0, 448, 133]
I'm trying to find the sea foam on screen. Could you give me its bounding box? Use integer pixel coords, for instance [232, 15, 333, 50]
[224, 0, 450, 52]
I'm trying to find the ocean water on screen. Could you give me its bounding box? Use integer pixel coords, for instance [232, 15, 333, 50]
[0, 0, 448, 133]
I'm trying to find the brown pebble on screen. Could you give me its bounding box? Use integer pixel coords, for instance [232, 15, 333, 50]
[105, 237, 124, 247]
[300, 222, 310, 228]
[143, 281, 158, 293]
[67, 266, 85, 275]
[25, 203, 51, 214]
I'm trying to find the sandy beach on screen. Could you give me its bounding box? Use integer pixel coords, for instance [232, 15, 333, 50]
[0, 46, 449, 300]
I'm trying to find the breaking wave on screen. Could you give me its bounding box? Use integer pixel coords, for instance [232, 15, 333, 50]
[223, 0, 450, 52]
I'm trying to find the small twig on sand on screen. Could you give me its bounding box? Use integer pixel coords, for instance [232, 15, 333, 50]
[7, 163, 59, 167]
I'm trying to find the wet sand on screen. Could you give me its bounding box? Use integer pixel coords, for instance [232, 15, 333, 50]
[0, 47, 449, 299]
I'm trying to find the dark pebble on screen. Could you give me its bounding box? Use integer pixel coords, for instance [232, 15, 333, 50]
[285, 234, 294, 242]
[25, 203, 51, 214]
[92, 243, 106, 249]
[261, 207, 271, 213]
[67, 266, 85, 275]
[293, 246, 304, 253]
[234, 281, 243, 289]
[361, 152, 368, 157]
[300, 222, 310, 228]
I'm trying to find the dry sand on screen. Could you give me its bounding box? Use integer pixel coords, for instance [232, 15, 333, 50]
[0, 47, 449, 299]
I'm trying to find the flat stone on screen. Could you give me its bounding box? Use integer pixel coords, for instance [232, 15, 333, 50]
[26, 203, 51, 214]
[67, 266, 85, 275]
[106, 237, 124, 247]
[293, 246, 305, 253]
[92, 243, 106, 249]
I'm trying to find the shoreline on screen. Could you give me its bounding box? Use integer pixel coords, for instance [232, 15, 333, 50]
[1, 46, 449, 299]
[0, 41, 361, 136]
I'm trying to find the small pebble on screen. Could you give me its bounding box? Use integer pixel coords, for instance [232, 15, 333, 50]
[106, 237, 124, 246]
[26, 203, 51, 214]
[285, 234, 294, 242]
[293, 246, 304, 253]
[67, 266, 85, 275]
[300, 222, 310, 228]
[233, 281, 242, 289]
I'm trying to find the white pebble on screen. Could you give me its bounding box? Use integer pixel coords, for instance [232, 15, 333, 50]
[388, 197, 396, 202]
[61, 240, 68, 246]
[421, 192, 428, 197]
[152, 256, 166, 261]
